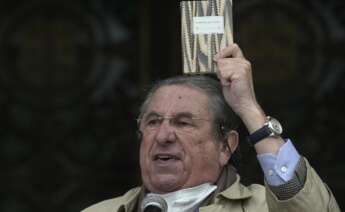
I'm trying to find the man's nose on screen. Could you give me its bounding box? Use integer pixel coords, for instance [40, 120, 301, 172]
[154, 120, 177, 145]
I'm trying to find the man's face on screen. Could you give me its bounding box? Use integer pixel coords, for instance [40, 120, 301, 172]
[139, 85, 229, 193]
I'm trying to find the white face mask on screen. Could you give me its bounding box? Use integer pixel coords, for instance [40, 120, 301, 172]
[149, 183, 217, 212]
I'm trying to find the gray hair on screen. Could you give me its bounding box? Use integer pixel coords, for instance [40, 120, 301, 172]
[139, 75, 240, 142]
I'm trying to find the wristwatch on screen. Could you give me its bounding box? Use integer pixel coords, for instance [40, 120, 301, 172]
[247, 116, 283, 145]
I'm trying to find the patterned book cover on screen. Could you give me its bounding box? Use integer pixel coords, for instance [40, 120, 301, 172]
[181, 0, 233, 74]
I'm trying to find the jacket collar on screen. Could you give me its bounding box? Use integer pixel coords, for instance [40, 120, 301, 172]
[118, 175, 254, 211]
[117, 187, 142, 212]
[217, 175, 253, 200]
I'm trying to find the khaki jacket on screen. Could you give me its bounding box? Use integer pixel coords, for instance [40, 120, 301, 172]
[82, 159, 340, 212]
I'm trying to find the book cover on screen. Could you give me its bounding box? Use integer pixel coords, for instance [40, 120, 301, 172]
[181, 0, 233, 74]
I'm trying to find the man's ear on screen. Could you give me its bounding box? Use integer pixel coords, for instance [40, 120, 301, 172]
[219, 130, 239, 166]
[227, 130, 239, 154]
[137, 130, 143, 141]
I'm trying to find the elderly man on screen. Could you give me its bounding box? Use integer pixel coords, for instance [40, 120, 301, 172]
[83, 44, 340, 212]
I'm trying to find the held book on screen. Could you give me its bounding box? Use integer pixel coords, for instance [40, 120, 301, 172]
[181, 0, 233, 74]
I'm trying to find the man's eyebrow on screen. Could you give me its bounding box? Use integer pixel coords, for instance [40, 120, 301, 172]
[143, 112, 160, 119]
[174, 112, 195, 119]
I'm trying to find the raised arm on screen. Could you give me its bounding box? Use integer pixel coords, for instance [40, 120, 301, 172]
[214, 44, 340, 212]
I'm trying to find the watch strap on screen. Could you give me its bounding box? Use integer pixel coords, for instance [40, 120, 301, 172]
[247, 125, 272, 145]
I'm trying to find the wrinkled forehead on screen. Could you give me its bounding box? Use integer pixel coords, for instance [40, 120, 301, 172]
[145, 85, 212, 118]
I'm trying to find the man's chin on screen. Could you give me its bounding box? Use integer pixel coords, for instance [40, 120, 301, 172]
[148, 174, 183, 193]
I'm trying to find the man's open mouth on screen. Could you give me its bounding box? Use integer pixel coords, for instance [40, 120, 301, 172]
[154, 154, 179, 161]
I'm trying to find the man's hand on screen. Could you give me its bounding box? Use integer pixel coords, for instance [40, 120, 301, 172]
[214, 44, 285, 154]
[214, 44, 264, 133]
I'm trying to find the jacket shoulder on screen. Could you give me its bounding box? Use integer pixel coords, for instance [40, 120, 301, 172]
[243, 183, 268, 209]
[81, 187, 141, 212]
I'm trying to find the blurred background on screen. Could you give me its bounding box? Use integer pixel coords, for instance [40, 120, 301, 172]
[0, 0, 344, 211]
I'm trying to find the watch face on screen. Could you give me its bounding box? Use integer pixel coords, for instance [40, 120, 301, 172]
[268, 117, 283, 135]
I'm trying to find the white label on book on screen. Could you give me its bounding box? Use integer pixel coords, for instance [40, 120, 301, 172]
[193, 16, 224, 34]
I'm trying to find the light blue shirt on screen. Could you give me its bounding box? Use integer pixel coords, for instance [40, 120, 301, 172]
[257, 139, 300, 186]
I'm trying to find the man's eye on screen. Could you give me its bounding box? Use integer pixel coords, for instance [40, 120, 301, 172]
[146, 118, 160, 126]
[175, 120, 193, 127]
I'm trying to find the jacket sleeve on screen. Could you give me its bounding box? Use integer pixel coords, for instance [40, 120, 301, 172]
[265, 158, 341, 212]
